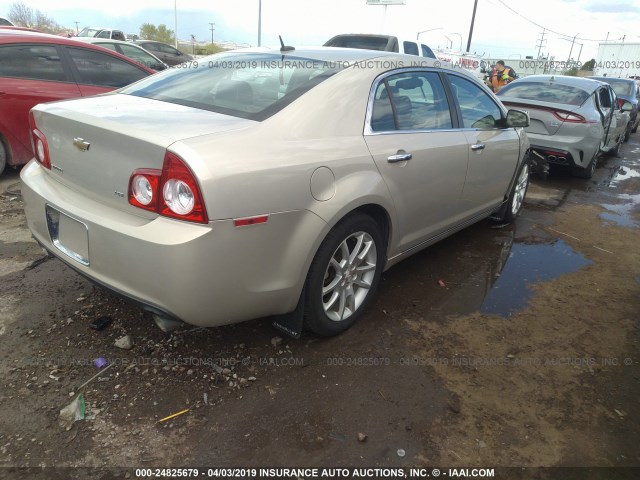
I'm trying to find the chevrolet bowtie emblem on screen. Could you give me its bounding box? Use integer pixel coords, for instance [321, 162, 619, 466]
[73, 137, 90, 152]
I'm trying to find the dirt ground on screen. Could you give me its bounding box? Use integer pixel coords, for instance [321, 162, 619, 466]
[0, 134, 638, 479]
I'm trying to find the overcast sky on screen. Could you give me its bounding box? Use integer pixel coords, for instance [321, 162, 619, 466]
[1, 0, 638, 63]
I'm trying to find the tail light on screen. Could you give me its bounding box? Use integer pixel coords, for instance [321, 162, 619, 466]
[28, 111, 51, 170]
[618, 99, 625, 109]
[127, 152, 208, 224]
[552, 110, 586, 123]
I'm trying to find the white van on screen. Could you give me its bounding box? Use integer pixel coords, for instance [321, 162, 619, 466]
[324, 34, 437, 59]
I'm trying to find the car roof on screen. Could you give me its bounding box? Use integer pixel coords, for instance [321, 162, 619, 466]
[82, 27, 118, 31]
[76, 37, 139, 46]
[513, 75, 607, 93]
[589, 76, 636, 84]
[225, 46, 440, 64]
[0, 28, 83, 43]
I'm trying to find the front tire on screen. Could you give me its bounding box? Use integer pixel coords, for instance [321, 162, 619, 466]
[499, 161, 529, 223]
[304, 213, 384, 336]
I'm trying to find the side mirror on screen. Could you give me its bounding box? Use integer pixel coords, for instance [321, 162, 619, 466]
[505, 109, 530, 128]
[620, 101, 633, 112]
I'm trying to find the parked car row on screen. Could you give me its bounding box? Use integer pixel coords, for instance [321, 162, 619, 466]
[0, 29, 156, 175]
[75, 26, 194, 66]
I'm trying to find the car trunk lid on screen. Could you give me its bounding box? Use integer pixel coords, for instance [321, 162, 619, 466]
[501, 98, 582, 136]
[31, 93, 255, 214]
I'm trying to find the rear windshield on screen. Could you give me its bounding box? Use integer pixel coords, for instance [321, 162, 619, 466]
[121, 53, 345, 121]
[498, 82, 589, 106]
[324, 35, 392, 51]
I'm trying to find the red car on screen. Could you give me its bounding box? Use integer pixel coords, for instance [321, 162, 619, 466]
[0, 29, 155, 175]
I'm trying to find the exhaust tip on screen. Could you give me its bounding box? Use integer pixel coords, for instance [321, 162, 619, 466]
[153, 314, 184, 333]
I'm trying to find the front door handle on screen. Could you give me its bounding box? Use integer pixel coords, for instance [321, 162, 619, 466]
[387, 152, 412, 163]
[471, 144, 485, 151]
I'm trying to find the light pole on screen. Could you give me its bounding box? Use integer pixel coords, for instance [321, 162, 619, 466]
[450, 33, 463, 52]
[74, 21, 79, 34]
[416, 27, 443, 42]
[174, 0, 178, 49]
[257, 0, 262, 47]
[444, 35, 453, 50]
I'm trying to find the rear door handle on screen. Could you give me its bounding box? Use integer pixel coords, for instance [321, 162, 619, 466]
[387, 153, 412, 163]
[471, 144, 485, 151]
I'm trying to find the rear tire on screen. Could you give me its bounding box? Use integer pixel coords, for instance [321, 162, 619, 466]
[0, 140, 7, 177]
[304, 213, 384, 336]
[573, 152, 597, 179]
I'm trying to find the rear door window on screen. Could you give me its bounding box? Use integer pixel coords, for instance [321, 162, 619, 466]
[66, 47, 148, 87]
[0, 44, 68, 82]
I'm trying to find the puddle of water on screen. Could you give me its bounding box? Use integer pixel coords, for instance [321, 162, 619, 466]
[609, 167, 640, 184]
[599, 193, 640, 228]
[600, 210, 638, 228]
[480, 240, 592, 316]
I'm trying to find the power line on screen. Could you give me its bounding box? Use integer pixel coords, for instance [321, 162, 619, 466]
[493, 0, 624, 42]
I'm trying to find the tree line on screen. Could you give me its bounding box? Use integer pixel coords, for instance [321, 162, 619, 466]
[6, 1, 176, 43]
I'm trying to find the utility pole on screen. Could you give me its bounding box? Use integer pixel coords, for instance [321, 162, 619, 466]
[534, 28, 547, 74]
[536, 28, 546, 59]
[567, 33, 579, 66]
[74, 21, 79, 34]
[209, 22, 215, 46]
[466, 0, 478, 52]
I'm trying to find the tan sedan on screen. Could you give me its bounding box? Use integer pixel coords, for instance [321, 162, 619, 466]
[21, 48, 530, 336]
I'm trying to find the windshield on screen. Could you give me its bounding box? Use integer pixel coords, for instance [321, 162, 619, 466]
[77, 27, 102, 37]
[498, 81, 589, 106]
[121, 52, 346, 121]
[605, 80, 633, 97]
[324, 35, 393, 51]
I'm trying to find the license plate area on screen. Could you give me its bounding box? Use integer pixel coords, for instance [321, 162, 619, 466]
[46, 205, 90, 266]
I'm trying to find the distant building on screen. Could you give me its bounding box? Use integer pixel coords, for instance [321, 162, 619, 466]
[594, 42, 640, 78]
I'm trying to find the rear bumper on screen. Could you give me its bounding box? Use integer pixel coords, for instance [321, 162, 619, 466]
[21, 161, 327, 327]
[526, 132, 599, 169]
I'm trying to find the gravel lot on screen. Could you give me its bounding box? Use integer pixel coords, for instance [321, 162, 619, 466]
[0, 135, 638, 478]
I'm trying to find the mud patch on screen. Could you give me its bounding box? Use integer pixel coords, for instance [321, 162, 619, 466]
[0, 295, 20, 336]
[406, 203, 640, 466]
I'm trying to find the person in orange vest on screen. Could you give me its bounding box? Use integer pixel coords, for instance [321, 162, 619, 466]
[486, 60, 517, 93]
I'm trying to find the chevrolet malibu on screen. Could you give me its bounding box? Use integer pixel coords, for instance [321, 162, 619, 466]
[22, 48, 531, 336]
